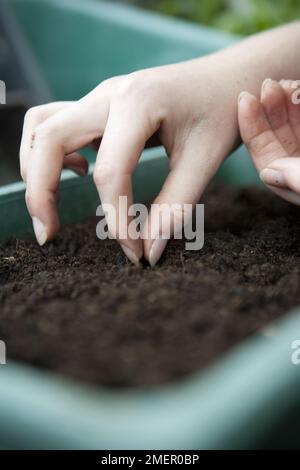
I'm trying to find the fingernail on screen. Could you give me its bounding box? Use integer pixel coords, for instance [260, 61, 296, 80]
[32, 217, 47, 246]
[149, 238, 168, 267]
[238, 91, 249, 103]
[120, 244, 140, 266]
[259, 168, 286, 187]
[262, 78, 273, 92]
[238, 91, 256, 102]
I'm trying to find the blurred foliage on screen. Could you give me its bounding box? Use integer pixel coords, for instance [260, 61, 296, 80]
[138, 0, 300, 35]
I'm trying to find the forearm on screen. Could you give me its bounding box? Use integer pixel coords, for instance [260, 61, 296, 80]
[216, 21, 300, 97]
[183, 22, 300, 153]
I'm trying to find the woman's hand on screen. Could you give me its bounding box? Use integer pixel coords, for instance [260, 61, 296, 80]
[20, 22, 300, 265]
[20, 58, 240, 265]
[238, 79, 300, 205]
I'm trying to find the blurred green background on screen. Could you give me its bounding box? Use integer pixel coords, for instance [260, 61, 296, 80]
[115, 0, 300, 35]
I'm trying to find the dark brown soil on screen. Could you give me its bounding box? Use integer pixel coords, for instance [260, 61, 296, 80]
[1, 185, 300, 388]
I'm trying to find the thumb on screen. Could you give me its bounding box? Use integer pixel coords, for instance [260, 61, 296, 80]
[260, 157, 300, 206]
[237, 90, 300, 206]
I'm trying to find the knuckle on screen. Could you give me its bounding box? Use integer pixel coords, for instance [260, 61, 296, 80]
[24, 105, 45, 125]
[25, 190, 33, 209]
[101, 76, 122, 89]
[116, 71, 148, 98]
[114, 71, 166, 124]
[93, 163, 114, 187]
[25, 188, 56, 211]
[92, 76, 123, 96]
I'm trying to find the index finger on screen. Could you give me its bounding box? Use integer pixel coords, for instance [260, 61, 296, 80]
[25, 99, 107, 244]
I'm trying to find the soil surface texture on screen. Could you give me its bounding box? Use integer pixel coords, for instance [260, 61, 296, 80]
[1, 185, 300, 388]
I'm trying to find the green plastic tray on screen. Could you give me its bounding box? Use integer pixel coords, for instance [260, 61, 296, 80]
[0, 0, 300, 450]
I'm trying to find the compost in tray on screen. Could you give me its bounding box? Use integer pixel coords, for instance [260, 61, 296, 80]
[0, 184, 299, 388]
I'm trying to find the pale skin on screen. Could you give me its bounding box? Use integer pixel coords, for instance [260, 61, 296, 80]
[238, 79, 300, 205]
[20, 22, 300, 266]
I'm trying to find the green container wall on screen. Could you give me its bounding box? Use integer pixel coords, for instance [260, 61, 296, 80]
[9, 0, 238, 99]
[0, 0, 299, 450]
[9, 0, 258, 180]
